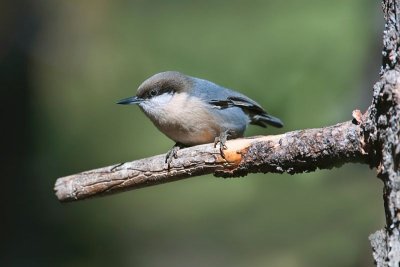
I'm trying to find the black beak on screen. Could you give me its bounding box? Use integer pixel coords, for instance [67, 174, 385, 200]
[117, 96, 143, 105]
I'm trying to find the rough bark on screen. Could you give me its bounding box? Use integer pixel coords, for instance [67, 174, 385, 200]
[366, 1, 400, 265]
[54, 121, 366, 202]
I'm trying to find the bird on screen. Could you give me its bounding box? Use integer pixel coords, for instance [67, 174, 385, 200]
[117, 71, 283, 163]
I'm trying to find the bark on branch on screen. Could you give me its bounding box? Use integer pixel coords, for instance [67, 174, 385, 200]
[55, 121, 367, 202]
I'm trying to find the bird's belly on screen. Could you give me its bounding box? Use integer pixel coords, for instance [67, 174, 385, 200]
[160, 121, 220, 146]
[156, 114, 247, 146]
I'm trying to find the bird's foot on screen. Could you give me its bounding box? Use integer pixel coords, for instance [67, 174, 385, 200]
[165, 142, 185, 165]
[214, 130, 233, 158]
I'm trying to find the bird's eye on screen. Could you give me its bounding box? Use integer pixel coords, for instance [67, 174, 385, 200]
[149, 89, 158, 97]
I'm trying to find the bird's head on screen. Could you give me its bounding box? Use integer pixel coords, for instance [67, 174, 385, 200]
[117, 71, 193, 115]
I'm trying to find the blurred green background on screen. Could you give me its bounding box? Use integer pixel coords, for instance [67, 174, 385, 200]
[2, 0, 384, 266]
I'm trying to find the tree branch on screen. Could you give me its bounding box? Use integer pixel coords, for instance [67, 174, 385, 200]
[55, 120, 367, 202]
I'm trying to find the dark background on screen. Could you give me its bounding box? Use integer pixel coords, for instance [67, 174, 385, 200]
[2, 0, 384, 266]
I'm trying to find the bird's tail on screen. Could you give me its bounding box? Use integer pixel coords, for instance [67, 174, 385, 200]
[252, 114, 284, 128]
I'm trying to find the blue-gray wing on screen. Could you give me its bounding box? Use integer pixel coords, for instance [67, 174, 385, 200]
[191, 78, 283, 128]
[209, 95, 284, 128]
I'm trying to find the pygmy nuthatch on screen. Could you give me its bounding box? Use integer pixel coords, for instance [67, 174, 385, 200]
[118, 71, 283, 163]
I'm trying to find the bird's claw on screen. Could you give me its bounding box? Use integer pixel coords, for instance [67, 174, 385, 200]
[165, 143, 183, 165]
[214, 130, 233, 158]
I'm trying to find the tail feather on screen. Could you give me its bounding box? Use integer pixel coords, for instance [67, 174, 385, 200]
[252, 114, 284, 128]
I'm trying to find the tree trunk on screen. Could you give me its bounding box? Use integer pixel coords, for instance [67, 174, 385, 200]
[368, 1, 400, 265]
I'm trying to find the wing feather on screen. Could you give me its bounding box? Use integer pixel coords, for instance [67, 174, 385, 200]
[209, 96, 283, 128]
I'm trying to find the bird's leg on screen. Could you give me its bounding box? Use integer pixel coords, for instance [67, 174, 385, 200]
[214, 129, 233, 158]
[165, 142, 185, 165]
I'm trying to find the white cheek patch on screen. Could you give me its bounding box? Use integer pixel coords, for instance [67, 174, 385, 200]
[138, 92, 174, 118]
[150, 92, 173, 106]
